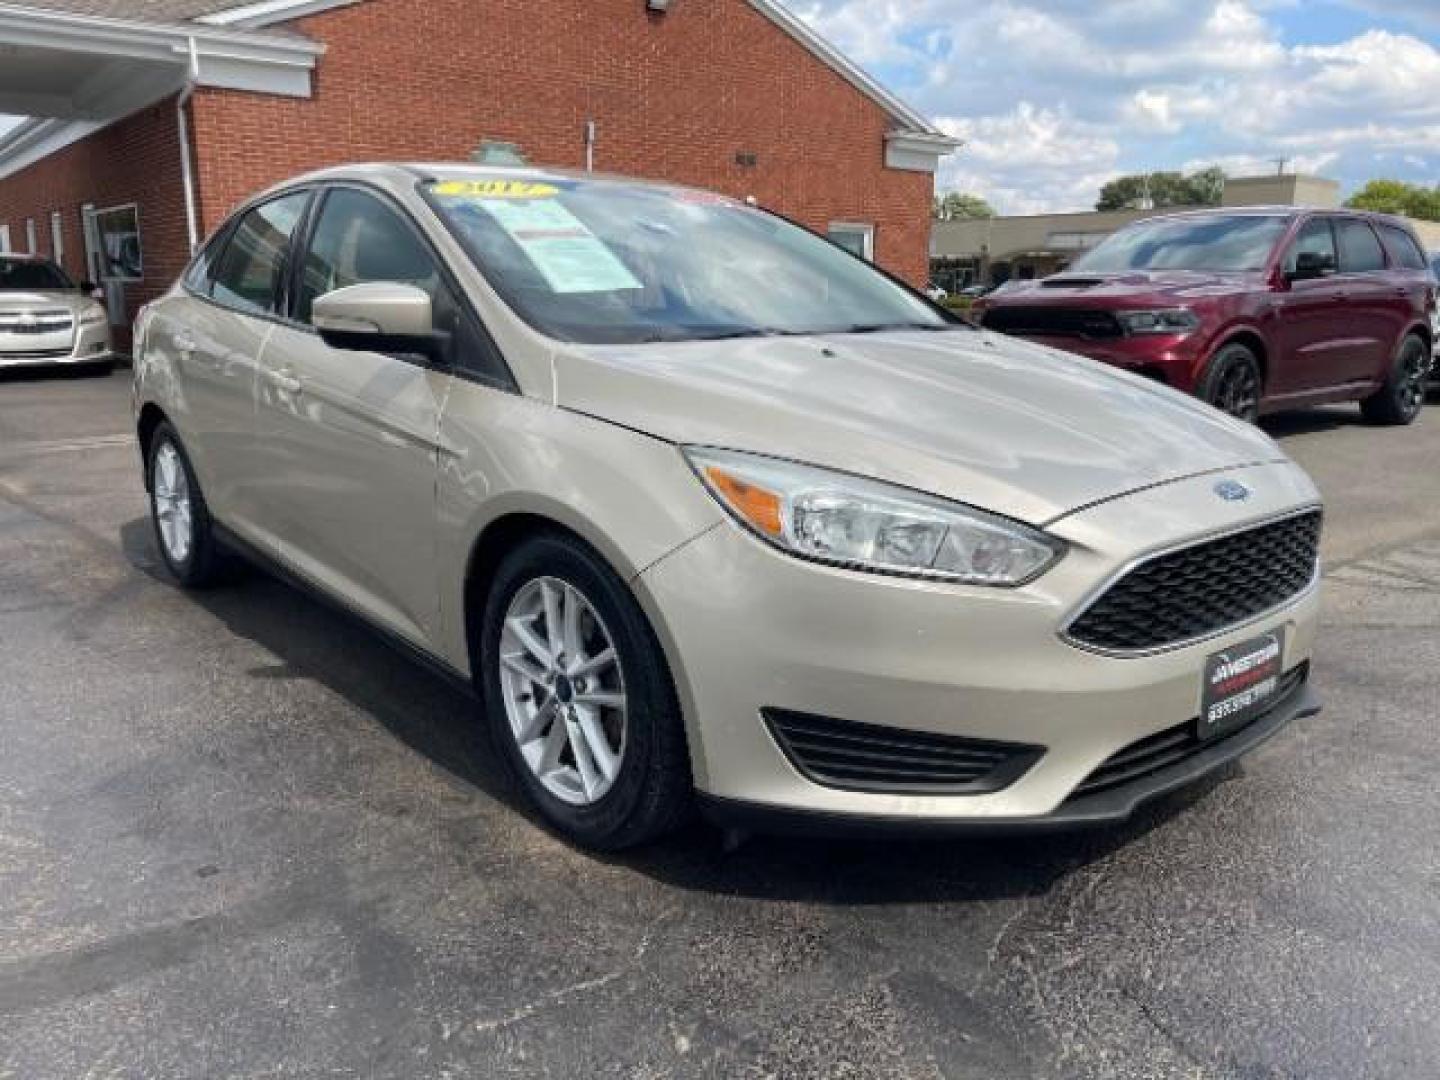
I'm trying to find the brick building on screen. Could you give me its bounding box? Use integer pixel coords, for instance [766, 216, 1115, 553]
[0, 0, 957, 344]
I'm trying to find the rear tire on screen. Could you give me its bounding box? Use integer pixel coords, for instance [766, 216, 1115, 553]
[146, 422, 224, 588]
[479, 531, 692, 850]
[1360, 334, 1429, 426]
[1198, 343, 1263, 422]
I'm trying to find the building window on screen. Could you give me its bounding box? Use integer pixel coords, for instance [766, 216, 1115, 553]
[0, 223, 10, 253]
[25, 218, 37, 254]
[828, 222, 875, 261]
[93, 204, 144, 281]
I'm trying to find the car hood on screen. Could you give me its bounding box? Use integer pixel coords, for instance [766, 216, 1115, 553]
[991, 270, 1261, 306]
[0, 290, 84, 313]
[552, 328, 1288, 525]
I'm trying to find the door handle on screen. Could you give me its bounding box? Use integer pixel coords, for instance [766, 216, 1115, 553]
[265, 369, 302, 394]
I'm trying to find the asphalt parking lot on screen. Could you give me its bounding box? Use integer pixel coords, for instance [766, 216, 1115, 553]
[2, 367, 1438, 1079]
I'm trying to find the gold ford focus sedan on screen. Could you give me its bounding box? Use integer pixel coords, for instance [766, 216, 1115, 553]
[133, 164, 1323, 848]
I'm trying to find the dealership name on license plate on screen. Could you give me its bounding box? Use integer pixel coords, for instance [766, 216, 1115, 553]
[1201, 630, 1284, 739]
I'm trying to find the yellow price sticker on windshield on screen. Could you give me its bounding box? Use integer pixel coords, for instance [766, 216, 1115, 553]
[432, 180, 559, 199]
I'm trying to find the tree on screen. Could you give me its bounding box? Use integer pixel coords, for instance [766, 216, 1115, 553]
[1345, 179, 1440, 222]
[1095, 168, 1226, 211]
[933, 192, 995, 221]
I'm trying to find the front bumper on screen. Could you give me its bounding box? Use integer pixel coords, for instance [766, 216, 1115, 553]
[1007, 331, 1204, 390]
[0, 318, 113, 367]
[699, 678, 1320, 836]
[636, 460, 1323, 828]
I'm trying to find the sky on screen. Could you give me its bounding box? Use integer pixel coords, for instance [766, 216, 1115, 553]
[4, 1, 1436, 214]
[796, 0, 1440, 214]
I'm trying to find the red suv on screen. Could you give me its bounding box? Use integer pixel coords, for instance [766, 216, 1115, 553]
[978, 207, 1435, 424]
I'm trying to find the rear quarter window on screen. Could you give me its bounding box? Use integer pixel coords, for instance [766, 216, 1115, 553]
[1376, 223, 1427, 271]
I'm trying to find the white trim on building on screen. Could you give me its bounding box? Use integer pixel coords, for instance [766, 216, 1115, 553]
[0, 3, 325, 178]
[198, 0, 364, 28]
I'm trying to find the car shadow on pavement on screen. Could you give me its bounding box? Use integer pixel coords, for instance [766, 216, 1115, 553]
[118, 516, 1239, 908]
[1259, 405, 1364, 437]
[0, 365, 115, 384]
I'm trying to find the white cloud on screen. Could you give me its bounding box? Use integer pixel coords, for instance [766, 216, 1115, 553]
[935, 106, 1123, 214]
[797, 0, 1440, 211]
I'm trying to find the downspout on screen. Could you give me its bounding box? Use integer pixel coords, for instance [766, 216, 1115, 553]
[176, 37, 201, 254]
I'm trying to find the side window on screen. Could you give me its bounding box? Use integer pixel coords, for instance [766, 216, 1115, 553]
[1377, 223, 1427, 271]
[295, 188, 443, 324]
[182, 224, 233, 294]
[296, 186, 514, 388]
[208, 192, 309, 315]
[1284, 218, 1337, 274]
[1334, 218, 1386, 274]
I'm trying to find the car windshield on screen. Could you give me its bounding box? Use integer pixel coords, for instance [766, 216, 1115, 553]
[0, 257, 74, 292]
[423, 176, 949, 345]
[1071, 214, 1289, 273]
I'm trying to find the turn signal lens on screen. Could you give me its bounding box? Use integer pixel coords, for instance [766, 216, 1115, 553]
[685, 447, 1065, 587]
[703, 466, 783, 537]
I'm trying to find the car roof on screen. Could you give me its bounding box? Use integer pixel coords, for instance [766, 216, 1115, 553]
[1132, 205, 1420, 232]
[256, 161, 724, 205]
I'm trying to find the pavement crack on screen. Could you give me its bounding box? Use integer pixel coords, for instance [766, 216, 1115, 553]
[1122, 988, 1223, 1079]
[468, 905, 677, 1036]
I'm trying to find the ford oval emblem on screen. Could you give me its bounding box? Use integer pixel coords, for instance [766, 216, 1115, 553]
[1214, 479, 1252, 502]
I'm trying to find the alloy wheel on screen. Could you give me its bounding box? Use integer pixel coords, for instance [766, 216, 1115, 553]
[498, 576, 628, 806]
[1397, 338, 1430, 420]
[1215, 360, 1261, 421]
[153, 441, 194, 565]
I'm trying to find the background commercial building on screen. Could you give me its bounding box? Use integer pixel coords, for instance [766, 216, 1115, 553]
[0, 0, 957, 347]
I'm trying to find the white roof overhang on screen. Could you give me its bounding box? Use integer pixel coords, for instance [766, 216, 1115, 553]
[0, 3, 322, 177]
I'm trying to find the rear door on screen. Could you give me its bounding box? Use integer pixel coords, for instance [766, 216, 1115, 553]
[161, 190, 310, 539]
[1330, 216, 1395, 384]
[253, 184, 456, 650]
[1375, 220, 1433, 355]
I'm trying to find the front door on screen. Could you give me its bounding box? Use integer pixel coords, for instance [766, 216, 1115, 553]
[254, 185, 453, 650]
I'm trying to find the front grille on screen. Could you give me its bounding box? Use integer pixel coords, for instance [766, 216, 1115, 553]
[0, 310, 73, 335]
[1069, 664, 1308, 799]
[1067, 511, 1323, 654]
[981, 306, 1124, 339]
[763, 708, 1044, 794]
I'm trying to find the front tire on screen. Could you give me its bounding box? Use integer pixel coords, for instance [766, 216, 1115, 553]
[479, 531, 691, 850]
[1360, 334, 1429, 426]
[147, 423, 224, 587]
[1198, 343, 1263, 422]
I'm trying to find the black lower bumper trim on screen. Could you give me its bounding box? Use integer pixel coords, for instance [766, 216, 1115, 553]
[698, 682, 1321, 839]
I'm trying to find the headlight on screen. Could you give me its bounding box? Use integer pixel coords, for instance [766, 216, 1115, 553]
[78, 304, 107, 327]
[684, 447, 1065, 586]
[1116, 308, 1199, 335]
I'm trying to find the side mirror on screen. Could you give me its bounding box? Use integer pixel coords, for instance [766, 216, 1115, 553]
[312, 282, 446, 361]
[1287, 251, 1337, 283]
